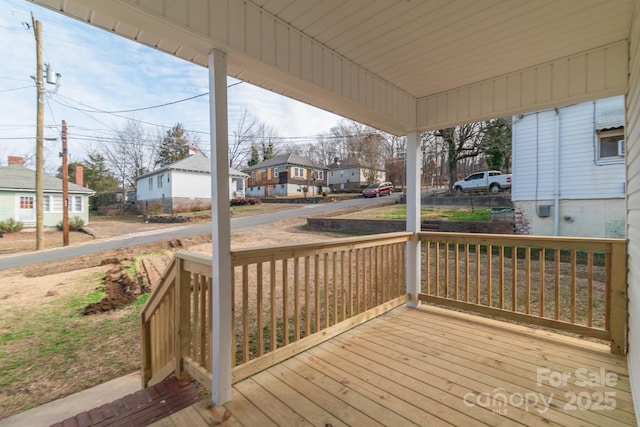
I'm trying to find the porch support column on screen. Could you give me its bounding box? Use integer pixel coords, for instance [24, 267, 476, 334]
[406, 130, 421, 308]
[208, 49, 232, 405]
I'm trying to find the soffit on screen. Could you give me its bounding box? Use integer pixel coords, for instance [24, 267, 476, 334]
[28, 0, 634, 133]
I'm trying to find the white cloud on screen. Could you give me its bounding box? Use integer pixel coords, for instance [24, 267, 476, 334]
[0, 0, 344, 168]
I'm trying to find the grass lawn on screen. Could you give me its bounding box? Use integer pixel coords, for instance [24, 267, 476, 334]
[0, 267, 147, 418]
[336, 205, 492, 222]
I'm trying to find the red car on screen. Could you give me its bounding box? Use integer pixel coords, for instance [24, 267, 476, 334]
[362, 182, 394, 197]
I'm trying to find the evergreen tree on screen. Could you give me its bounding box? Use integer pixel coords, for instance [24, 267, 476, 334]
[248, 145, 260, 166]
[262, 142, 274, 161]
[83, 153, 119, 192]
[482, 118, 512, 171]
[155, 123, 192, 166]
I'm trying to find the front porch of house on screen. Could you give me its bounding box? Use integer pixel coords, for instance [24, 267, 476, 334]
[141, 230, 631, 425]
[154, 304, 634, 426]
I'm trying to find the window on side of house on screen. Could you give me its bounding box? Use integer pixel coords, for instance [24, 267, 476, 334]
[44, 195, 51, 212]
[148, 177, 153, 190]
[19, 195, 34, 209]
[597, 128, 625, 162]
[274, 167, 279, 178]
[251, 171, 255, 179]
[157, 174, 163, 188]
[67, 196, 82, 212]
[316, 170, 324, 180]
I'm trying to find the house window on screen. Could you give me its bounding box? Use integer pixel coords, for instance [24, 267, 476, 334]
[274, 167, 279, 178]
[68, 196, 82, 212]
[157, 174, 163, 188]
[316, 170, 324, 180]
[251, 171, 255, 179]
[19, 196, 34, 209]
[351, 170, 355, 177]
[44, 195, 51, 212]
[597, 128, 624, 162]
[148, 177, 153, 190]
[340, 171, 344, 177]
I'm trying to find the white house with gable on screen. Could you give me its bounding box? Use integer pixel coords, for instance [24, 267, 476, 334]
[512, 96, 625, 238]
[136, 153, 247, 214]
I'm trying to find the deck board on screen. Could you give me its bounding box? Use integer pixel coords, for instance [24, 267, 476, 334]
[154, 305, 637, 426]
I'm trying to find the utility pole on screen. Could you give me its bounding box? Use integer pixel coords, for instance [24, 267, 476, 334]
[32, 13, 44, 251]
[61, 120, 69, 246]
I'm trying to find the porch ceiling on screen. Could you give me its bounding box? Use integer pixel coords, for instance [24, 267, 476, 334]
[29, 0, 634, 134]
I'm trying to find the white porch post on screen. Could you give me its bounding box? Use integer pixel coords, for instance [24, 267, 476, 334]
[208, 49, 232, 405]
[406, 130, 421, 307]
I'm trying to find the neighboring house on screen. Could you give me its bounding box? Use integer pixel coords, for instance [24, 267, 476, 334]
[244, 154, 328, 197]
[512, 95, 625, 238]
[326, 157, 386, 190]
[135, 154, 248, 213]
[0, 162, 94, 228]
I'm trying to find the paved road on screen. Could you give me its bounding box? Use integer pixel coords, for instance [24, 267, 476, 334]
[0, 196, 398, 271]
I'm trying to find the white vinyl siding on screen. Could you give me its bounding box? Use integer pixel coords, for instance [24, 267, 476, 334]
[625, 1, 640, 420]
[512, 96, 626, 201]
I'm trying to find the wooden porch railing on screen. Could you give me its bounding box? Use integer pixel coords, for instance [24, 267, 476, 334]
[140, 232, 411, 389]
[417, 232, 627, 354]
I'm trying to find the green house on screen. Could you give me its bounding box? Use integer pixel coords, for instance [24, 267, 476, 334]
[0, 165, 95, 228]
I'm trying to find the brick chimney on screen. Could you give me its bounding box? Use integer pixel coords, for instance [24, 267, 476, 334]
[75, 165, 84, 187]
[7, 156, 24, 166]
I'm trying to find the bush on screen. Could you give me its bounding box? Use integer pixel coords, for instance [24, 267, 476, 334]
[56, 216, 85, 231]
[0, 218, 24, 233]
[91, 192, 118, 210]
[146, 203, 165, 215]
[230, 197, 262, 206]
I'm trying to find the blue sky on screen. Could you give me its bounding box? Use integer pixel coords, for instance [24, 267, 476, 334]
[0, 0, 343, 170]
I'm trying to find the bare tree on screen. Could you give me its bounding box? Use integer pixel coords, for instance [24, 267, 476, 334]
[436, 122, 487, 190]
[228, 109, 283, 168]
[102, 120, 158, 199]
[330, 120, 386, 182]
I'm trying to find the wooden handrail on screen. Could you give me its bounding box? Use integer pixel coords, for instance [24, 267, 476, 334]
[141, 231, 628, 393]
[418, 232, 627, 354]
[141, 234, 411, 390]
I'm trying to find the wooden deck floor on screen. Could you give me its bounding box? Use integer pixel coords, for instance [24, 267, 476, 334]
[152, 304, 636, 426]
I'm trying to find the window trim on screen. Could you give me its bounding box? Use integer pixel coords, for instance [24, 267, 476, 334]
[596, 128, 625, 164]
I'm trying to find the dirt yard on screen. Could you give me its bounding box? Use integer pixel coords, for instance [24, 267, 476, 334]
[0, 208, 351, 419]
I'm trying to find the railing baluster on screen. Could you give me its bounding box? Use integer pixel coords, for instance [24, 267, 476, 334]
[355, 249, 361, 314]
[570, 250, 577, 324]
[525, 247, 531, 315]
[348, 250, 353, 317]
[487, 245, 492, 307]
[554, 249, 560, 320]
[454, 243, 459, 300]
[512, 246, 517, 312]
[314, 254, 320, 333]
[324, 253, 330, 329]
[243, 265, 250, 362]
[499, 245, 505, 309]
[256, 263, 263, 358]
[539, 249, 545, 318]
[587, 252, 593, 327]
[294, 257, 300, 341]
[283, 259, 289, 346]
[305, 256, 311, 337]
[435, 242, 440, 297]
[425, 241, 431, 295]
[341, 251, 346, 322]
[271, 259, 277, 352]
[465, 244, 470, 302]
[444, 242, 449, 298]
[475, 244, 480, 305]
